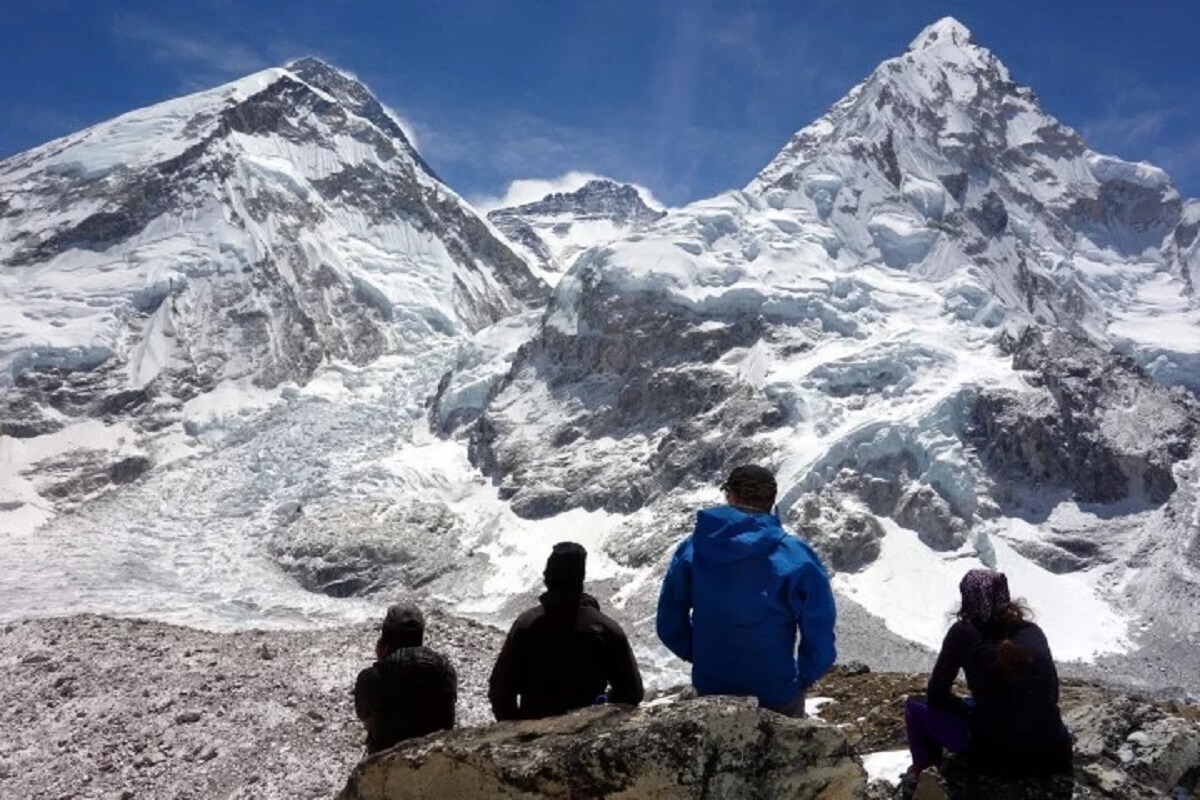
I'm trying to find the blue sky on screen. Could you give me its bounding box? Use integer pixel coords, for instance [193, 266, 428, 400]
[3, 0, 1197, 206]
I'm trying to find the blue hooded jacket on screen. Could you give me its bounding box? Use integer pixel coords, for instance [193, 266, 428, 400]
[656, 505, 837, 710]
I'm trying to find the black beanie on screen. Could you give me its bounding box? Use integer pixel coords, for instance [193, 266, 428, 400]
[543, 542, 587, 591]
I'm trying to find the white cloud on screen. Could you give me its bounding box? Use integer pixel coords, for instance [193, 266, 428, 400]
[379, 102, 421, 152]
[112, 15, 268, 79]
[470, 171, 666, 213]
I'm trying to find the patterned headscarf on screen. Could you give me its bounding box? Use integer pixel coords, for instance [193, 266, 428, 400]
[959, 569, 1011, 625]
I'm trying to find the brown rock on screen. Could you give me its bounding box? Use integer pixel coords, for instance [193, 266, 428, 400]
[337, 696, 866, 799]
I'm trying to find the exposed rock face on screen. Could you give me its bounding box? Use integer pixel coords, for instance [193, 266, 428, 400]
[792, 497, 885, 573]
[337, 696, 866, 800]
[1066, 696, 1200, 796]
[468, 274, 790, 518]
[972, 328, 1200, 505]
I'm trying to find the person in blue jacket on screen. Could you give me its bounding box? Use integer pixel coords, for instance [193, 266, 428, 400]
[656, 464, 837, 715]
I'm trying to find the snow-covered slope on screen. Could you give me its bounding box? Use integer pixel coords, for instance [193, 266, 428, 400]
[486, 179, 666, 279]
[3, 22, 1199, 690]
[0, 58, 545, 535]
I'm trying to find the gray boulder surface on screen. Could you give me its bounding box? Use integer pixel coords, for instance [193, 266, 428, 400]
[337, 695, 866, 800]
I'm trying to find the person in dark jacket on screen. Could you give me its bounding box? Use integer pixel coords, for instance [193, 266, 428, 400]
[488, 542, 644, 720]
[353, 602, 457, 754]
[656, 465, 837, 715]
[903, 569, 1072, 786]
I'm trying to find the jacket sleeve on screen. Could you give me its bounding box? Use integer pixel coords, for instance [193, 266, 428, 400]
[655, 538, 694, 663]
[353, 665, 381, 733]
[927, 621, 971, 714]
[605, 624, 645, 707]
[788, 557, 837, 688]
[487, 621, 524, 721]
[438, 653, 458, 731]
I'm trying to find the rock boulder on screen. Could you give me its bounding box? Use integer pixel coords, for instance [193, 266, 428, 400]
[337, 696, 866, 800]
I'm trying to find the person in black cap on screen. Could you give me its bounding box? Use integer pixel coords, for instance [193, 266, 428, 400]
[353, 602, 457, 753]
[657, 464, 837, 716]
[488, 542, 644, 720]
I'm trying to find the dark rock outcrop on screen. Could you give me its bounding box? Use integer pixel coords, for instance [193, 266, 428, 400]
[972, 328, 1200, 505]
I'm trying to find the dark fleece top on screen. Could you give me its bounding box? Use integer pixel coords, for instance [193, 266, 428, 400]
[928, 619, 1072, 776]
[354, 645, 457, 753]
[488, 591, 644, 721]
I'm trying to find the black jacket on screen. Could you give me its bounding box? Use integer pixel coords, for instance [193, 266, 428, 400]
[354, 645, 457, 753]
[488, 591, 644, 721]
[928, 619, 1072, 776]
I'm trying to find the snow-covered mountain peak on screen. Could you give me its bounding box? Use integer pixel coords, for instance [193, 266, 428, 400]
[0, 58, 545, 542]
[500, 178, 664, 221]
[284, 57, 435, 177]
[745, 16, 1194, 370]
[908, 16, 974, 51]
[487, 178, 667, 278]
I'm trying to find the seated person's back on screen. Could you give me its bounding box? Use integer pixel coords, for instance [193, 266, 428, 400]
[354, 603, 457, 753]
[904, 569, 1072, 788]
[489, 542, 644, 720]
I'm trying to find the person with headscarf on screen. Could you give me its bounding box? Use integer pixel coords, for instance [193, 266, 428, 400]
[488, 541, 644, 720]
[903, 569, 1073, 789]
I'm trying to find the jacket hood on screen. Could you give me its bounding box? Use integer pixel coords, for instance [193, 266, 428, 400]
[377, 644, 429, 676]
[693, 505, 787, 563]
[539, 590, 600, 616]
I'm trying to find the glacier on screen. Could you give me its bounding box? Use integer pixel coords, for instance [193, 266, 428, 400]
[1, 18, 1199, 695]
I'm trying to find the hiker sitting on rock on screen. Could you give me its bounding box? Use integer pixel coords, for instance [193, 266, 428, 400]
[902, 569, 1073, 791]
[488, 542, 644, 720]
[656, 464, 837, 716]
[354, 602, 457, 753]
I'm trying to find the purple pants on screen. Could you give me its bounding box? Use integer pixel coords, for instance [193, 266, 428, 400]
[904, 696, 970, 771]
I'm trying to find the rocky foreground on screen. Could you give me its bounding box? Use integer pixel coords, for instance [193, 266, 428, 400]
[2, 615, 1197, 799]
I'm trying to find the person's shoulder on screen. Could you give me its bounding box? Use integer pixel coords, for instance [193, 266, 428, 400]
[390, 646, 454, 672]
[776, 530, 828, 571]
[421, 646, 458, 674]
[506, 604, 547, 635]
[354, 662, 383, 689]
[514, 604, 547, 626]
[946, 618, 983, 644]
[1013, 619, 1050, 644]
[587, 605, 631, 637]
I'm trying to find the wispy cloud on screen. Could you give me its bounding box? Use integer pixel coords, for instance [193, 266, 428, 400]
[1079, 71, 1200, 195]
[111, 14, 269, 85]
[1081, 109, 1169, 152]
[0, 103, 89, 156]
[413, 107, 654, 193]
